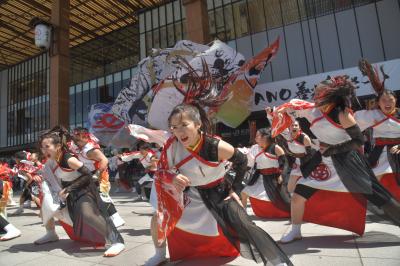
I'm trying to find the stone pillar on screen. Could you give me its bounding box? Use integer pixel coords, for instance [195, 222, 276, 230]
[49, 0, 70, 128]
[183, 0, 210, 44]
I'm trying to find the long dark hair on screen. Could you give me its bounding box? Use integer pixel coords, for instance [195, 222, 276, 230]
[314, 75, 357, 111]
[38, 125, 72, 153]
[168, 103, 213, 134]
[257, 127, 274, 144]
[358, 58, 397, 104]
[167, 56, 232, 135]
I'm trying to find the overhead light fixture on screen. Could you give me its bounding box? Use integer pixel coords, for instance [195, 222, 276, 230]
[30, 18, 52, 50]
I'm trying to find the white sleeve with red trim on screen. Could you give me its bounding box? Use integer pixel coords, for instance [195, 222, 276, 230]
[354, 109, 381, 132]
[127, 124, 170, 147]
[239, 144, 259, 168]
[120, 151, 142, 162]
[42, 160, 62, 190]
[82, 142, 97, 156]
[281, 99, 315, 121]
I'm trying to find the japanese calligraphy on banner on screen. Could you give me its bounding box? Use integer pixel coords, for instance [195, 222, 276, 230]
[252, 58, 400, 111]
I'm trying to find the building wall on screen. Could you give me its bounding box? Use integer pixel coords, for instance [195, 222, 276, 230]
[1, 0, 399, 150]
[0, 69, 8, 148]
[209, 0, 400, 84]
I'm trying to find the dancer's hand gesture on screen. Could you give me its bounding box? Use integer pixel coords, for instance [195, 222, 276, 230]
[224, 190, 243, 208]
[173, 174, 190, 192]
[390, 145, 400, 154]
[58, 188, 69, 201]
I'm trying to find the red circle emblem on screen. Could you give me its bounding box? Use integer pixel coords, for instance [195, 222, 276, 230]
[310, 163, 331, 181]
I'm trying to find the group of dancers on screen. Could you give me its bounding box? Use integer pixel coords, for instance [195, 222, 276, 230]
[0, 59, 399, 266]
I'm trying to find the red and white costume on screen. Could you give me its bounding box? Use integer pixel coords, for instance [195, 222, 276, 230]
[285, 105, 367, 235]
[0, 163, 13, 218]
[242, 144, 290, 218]
[121, 149, 158, 207]
[355, 109, 400, 200]
[156, 137, 238, 261]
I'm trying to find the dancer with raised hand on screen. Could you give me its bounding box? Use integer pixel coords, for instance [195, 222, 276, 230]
[38, 126, 125, 257]
[12, 151, 42, 215]
[355, 59, 400, 200]
[120, 141, 158, 202]
[274, 76, 400, 244]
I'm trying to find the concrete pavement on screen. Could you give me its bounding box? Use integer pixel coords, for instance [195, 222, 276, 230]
[1, 188, 399, 266]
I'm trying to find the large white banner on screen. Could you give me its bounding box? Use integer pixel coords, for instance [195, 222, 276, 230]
[252, 58, 400, 111]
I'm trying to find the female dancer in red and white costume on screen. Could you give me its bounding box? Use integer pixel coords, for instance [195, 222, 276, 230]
[145, 103, 292, 266]
[240, 128, 290, 218]
[120, 141, 158, 201]
[71, 127, 125, 227]
[38, 126, 125, 256]
[276, 76, 400, 243]
[355, 59, 400, 200]
[12, 151, 42, 215]
[283, 121, 315, 194]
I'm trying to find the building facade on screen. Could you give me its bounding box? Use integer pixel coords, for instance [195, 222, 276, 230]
[1, 0, 400, 153]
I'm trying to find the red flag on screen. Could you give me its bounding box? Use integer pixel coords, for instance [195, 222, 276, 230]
[271, 99, 314, 137]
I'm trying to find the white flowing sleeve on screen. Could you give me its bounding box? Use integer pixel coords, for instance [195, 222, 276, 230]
[354, 110, 378, 132]
[128, 124, 170, 147]
[120, 151, 142, 162]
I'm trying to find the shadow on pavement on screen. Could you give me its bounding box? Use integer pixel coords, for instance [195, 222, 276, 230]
[280, 231, 400, 257]
[164, 256, 237, 266]
[5, 239, 106, 258]
[118, 228, 151, 237]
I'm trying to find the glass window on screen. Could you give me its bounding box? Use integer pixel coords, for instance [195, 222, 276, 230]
[114, 80, 122, 98]
[215, 7, 226, 40]
[139, 13, 145, 33]
[207, 0, 214, 10]
[146, 31, 153, 54]
[97, 77, 105, 87]
[232, 1, 249, 38]
[174, 23, 182, 43]
[114, 72, 122, 82]
[90, 84, 99, 104]
[140, 33, 146, 59]
[75, 91, 83, 126]
[159, 5, 166, 26]
[146, 11, 152, 32]
[106, 74, 113, 99]
[173, 0, 181, 20]
[248, 0, 266, 33]
[82, 81, 89, 92]
[90, 79, 96, 88]
[131, 67, 138, 76]
[182, 3, 186, 18]
[214, 0, 222, 8]
[166, 3, 173, 24]
[122, 69, 131, 80]
[167, 24, 175, 47]
[223, 5, 235, 41]
[264, 0, 283, 29]
[152, 8, 159, 29]
[182, 20, 187, 39]
[153, 29, 160, 49]
[82, 89, 90, 125]
[160, 26, 167, 48]
[209, 10, 216, 37]
[281, 0, 300, 24]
